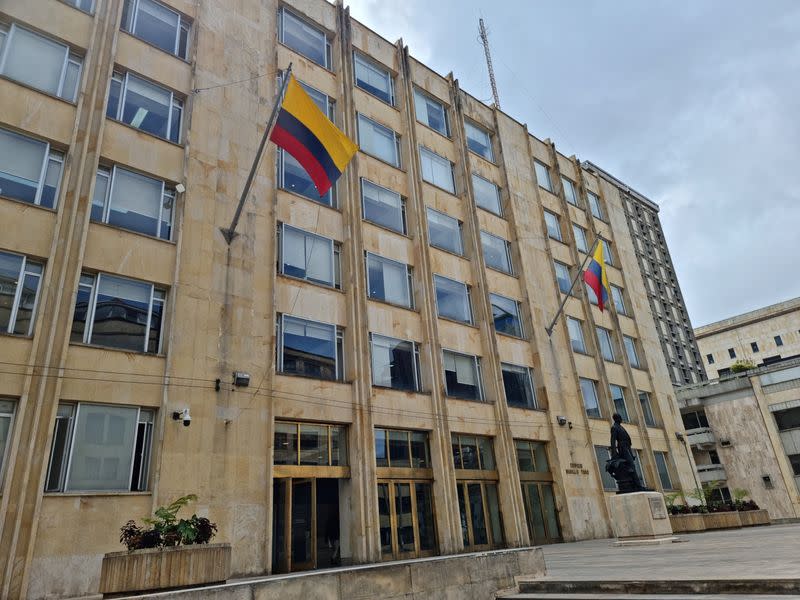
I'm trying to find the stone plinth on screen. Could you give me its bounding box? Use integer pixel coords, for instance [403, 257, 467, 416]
[608, 492, 674, 542]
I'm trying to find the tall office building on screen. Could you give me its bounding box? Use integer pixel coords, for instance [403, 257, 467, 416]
[0, 1, 696, 597]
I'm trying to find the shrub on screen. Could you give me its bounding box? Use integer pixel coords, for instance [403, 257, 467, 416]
[730, 360, 756, 373]
[119, 495, 218, 551]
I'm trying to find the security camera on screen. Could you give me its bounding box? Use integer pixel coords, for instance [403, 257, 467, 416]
[556, 415, 568, 426]
[172, 408, 192, 427]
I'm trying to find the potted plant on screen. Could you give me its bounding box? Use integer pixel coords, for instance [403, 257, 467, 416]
[731, 488, 771, 526]
[666, 492, 706, 532]
[99, 495, 231, 595]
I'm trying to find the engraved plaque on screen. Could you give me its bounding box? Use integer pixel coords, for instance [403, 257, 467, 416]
[649, 496, 667, 519]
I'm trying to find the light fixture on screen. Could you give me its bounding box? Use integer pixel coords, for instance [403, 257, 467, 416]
[233, 371, 251, 387]
[175, 183, 186, 193]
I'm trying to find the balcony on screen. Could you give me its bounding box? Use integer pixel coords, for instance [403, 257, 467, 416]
[686, 427, 716, 448]
[697, 464, 726, 483]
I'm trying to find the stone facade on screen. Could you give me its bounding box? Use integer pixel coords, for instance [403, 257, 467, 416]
[0, 1, 697, 598]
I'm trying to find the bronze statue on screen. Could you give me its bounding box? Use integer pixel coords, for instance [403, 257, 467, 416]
[606, 413, 649, 493]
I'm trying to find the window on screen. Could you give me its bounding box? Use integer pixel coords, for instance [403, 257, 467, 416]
[515, 440, 550, 474]
[544, 211, 562, 241]
[610, 384, 629, 422]
[419, 147, 454, 193]
[464, 121, 493, 161]
[708, 449, 721, 465]
[45, 403, 154, 492]
[774, 407, 800, 431]
[624, 335, 641, 368]
[561, 177, 578, 206]
[0, 24, 83, 101]
[610, 285, 627, 315]
[354, 52, 394, 104]
[517, 441, 560, 543]
[572, 224, 588, 253]
[490, 293, 523, 338]
[638, 391, 657, 427]
[775, 335, 784, 347]
[64, 0, 95, 12]
[107, 72, 183, 143]
[585, 280, 599, 305]
[554, 261, 572, 294]
[681, 410, 709, 430]
[361, 179, 405, 234]
[370, 334, 420, 392]
[71, 273, 165, 353]
[596, 326, 615, 361]
[0, 127, 64, 208]
[481, 231, 512, 274]
[452, 433, 494, 470]
[534, 161, 552, 192]
[427, 208, 463, 255]
[601, 239, 614, 266]
[789, 454, 800, 477]
[278, 7, 331, 68]
[443, 350, 482, 401]
[274, 421, 347, 466]
[567, 317, 586, 353]
[0, 251, 43, 336]
[587, 191, 604, 219]
[91, 166, 174, 240]
[706, 353, 715, 365]
[366, 252, 413, 308]
[414, 89, 448, 135]
[728, 348, 736, 359]
[375, 428, 429, 468]
[751, 341, 759, 353]
[502, 363, 536, 409]
[452, 434, 502, 548]
[580, 378, 601, 418]
[278, 223, 339, 288]
[121, 0, 190, 59]
[358, 114, 400, 167]
[653, 451, 674, 490]
[434, 275, 471, 323]
[0, 398, 15, 482]
[472, 174, 502, 215]
[277, 314, 343, 381]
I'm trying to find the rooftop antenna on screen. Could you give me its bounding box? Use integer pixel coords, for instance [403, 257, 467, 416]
[478, 18, 500, 109]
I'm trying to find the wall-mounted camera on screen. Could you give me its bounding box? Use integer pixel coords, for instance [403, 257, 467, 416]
[556, 415, 568, 426]
[172, 407, 192, 427]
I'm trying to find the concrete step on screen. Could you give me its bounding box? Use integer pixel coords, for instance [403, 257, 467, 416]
[514, 578, 800, 595]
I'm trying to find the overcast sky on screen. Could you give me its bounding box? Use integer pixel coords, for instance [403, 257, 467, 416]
[346, 0, 800, 326]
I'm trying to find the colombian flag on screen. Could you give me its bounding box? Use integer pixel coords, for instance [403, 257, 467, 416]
[270, 75, 358, 196]
[583, 242, 610, 311]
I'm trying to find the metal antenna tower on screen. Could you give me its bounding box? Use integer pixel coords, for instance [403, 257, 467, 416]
[478, 18, 500, 109]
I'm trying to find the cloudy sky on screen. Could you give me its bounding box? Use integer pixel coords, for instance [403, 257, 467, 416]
[346, 0, 800, 326]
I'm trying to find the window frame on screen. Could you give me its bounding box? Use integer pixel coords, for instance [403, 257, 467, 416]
[623, 335, 641, 369]
[567, 317, 586, 353]
[543, 210, 562, 241]
[638, 391, 657, 428]
[357, 113, 400, 167]
[413, 88, 449, 136]
[278, 222, 339, 289]
[0, 250, 44, 336]
[489, 292, 524, 338]
[442, 350, 483, 401]
[433, 274, 472, 324]
[0, 398, 16, 485]
[480, 230, 513, 275]
[561, 176, 579, 206]
[610, 285, 627, 316]
[471, 173, 502, 216]
[107, 71, 183, 143]
[580, 377, 601, 418]
[609, 384, 630, 423]
[596, 326, 616, 362]
[653, 451, 674, 490]
[365, 251, 414, 309]
[426, 207, 464, 256]
[278, 6, 332, 69]
[501, 363, 537, 410]
[464, 120, 493, 162]
[353, 51, 394, 105]
[121, 0, 192, 60]
[0, 127, 64, 208]
[572, 223, 588, 253]
[534, 160, 552, 192]
[369, 333, 421, 392]
[277, 313, 344, 382]
[554, 260, 572, 294]
[419, 146, 455, 194]
[360, 178, 406, 234]
[587, 191, 604, 220]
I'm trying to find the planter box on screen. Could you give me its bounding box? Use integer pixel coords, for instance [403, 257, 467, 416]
[739, 509, 771, 527]
[702, 511, 742, 530]
[669, 513, 706, 533]
[99, 543, 231, 595]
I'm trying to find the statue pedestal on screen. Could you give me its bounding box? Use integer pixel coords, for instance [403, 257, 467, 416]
[608, 492, 678, 546]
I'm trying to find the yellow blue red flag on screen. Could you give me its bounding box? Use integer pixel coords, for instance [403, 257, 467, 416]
[583, 242, 610, 311]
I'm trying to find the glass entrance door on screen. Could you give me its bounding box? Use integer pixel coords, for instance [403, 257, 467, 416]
[377, 480, 436, 560]
[455, 480, 503, 551]
[291, 479, 314, 570]
[521, 482, 561, 545]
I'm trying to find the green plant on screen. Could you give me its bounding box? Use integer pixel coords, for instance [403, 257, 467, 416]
[688, 480, 722, 508]
[664, 492, 681, 510]
[732, 488, 750, 510]
[119, 495, 218, 551]
[730, 360, 756, 373]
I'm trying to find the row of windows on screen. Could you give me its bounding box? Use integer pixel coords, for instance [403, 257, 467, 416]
[567, 316, 643, 368]
[579, 377, 658, 427]
[534, 161, 605, 220]
[544, 210, 614, 265]
[707, 334, 787, 364]
[594, 445, 674, 491]
[553, 260, 628, 315]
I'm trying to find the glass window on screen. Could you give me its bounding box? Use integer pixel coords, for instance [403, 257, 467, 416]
[358, 114, 400, 167]
[414, 89, 448, 136]
[544, 211, 561, 241]
[490, 293, 523, 337]
[0, 127, 64, 208]
[0, 24, 83, 101]
[534, 161, 552, 192]
[751, 341, 759, 352]
[561, 177, 578, 206]
[554, 261, 571, 294]
[280, 224, 337, 288]
[638, 391, 657, 427]
[70, 273, 165, 354]
[472, 174, 502, 215]
[706, 353, 715, 364]
[278, 7, 330, 68]
[427, 208, 463, 255]
[594, 445, 617, 491]
[434, 275, 471, 323]
[775, 335, 784, 347]
[375, 428, 430, 468]
[653, 451, 673, 490]
[452, 434, 495, 470]
[107, 72, 182, 143]
[515, 440, 550, 473]
[728, 348, 736, 359]
[419, 147, 454, 193]
[624, 335, 641, 368]
[596, 326, 615, 361]
[443, 351, 482, 401]
[567, 317, 586, 353]
[0, 251, 43, 336]
[481, 231, 512, 274]
[601, 239, 614, 266]
[121, 0, 191, 59]
[91, 166, 174, 239]
[366, 253, 413, 308]
[773, 407, 800, 431]
[573, 224, 588, 253]
[361, 179, 405, 233]
[370, 334, 420, 392]
[502, 364, 536, 409]
[580, 378, 601, 418]
[45, 403, 154, 492]
[64, 0, 95, 12]
[610, 384, 629, 422]
[464, 121, 493, 161]
[610, 285, 626, 315]
[588, 191, 604, 219]
[0, 398, 16, 482]
[278, 315, 342, 381]
[273, 422, 347, 466]
[354, 53, 393, 104]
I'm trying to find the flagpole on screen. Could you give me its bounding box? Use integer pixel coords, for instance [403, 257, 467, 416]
[545, 237, 601, 338]
[221, 62, 293, 245]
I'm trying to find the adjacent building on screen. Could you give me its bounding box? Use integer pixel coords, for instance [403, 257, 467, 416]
[696, 296, 800, 378]
[0, 1, 698, 598]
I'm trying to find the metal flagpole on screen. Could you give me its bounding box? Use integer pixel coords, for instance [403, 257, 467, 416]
[545, 236, 601, 338]
[220, 62, 293, 245]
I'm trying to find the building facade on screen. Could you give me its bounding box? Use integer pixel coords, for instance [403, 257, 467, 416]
[0, 1, 697, 598]
[584, 162, 707, 388]
[695, 297, 800, 378]
[677, 358, 800, 520]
